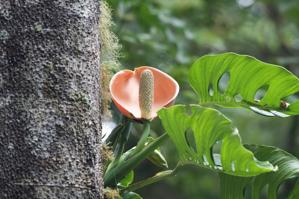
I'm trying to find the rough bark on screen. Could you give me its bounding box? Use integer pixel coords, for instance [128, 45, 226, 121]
[0, 0, 102, 198]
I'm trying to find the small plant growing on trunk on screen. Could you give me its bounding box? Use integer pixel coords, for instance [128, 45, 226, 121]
[104, 53, 299, 199]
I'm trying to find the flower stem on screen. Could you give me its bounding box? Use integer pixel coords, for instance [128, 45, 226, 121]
[104, 133, 168, 187]
[135, 121, 151, 151]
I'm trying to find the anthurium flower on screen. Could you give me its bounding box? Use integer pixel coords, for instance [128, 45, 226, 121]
[109, 66, 179, 120]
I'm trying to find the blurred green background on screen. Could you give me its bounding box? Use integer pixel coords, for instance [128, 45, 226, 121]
[106, 0, 299, 198]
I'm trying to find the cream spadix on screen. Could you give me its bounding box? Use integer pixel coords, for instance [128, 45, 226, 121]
[139, 70, 154, 120]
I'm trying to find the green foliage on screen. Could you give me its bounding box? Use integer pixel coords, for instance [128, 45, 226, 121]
[119, 171, 134, 188]
[104, 133, 168, 186]
[146, 144, 169, 169]
[289, 180, 299, 199]
[158, 105, 275, 177]
[158, 53, 299, 198]
[124, 170, 175, 193]
[220, 145, 299, 199]
[122, 192, 143, 199]
[107, 0, 299, 198]
[189, 53, 299, 116]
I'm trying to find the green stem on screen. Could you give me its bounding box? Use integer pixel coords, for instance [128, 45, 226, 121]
[104, 133, 168, 187]
[135, 121, 151, 152]
[123, 168, 178, 192]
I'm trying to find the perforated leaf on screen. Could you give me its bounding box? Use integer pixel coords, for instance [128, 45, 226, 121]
[158, 105, 275, 177]
[189, 53, 299, 117]
[289, 180, 299, 199]
[220, 145, 299, 199]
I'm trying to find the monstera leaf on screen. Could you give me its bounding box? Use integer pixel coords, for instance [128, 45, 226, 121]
[189, 53, 299, 117]
[158, 105, 276, 177]
[289, 180, 299, 199]
[220, 145, 299, 199]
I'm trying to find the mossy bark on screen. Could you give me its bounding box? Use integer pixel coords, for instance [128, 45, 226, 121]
[0, 0, 102, 198]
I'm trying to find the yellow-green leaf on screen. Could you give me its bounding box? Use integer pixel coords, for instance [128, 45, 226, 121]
[158, 105, 275, 177]
[189, 53, 299, 117]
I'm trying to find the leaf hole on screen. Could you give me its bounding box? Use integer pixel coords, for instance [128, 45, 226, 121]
[208, 83, 214, 96]
[218, 72, 230, 94]
[284, 92, 299, 104]
[277, 178, 297, 198]
[212, 140, 222, 167]
[282, 92, 299, 108]
[234, 93, 243, 103]
[185, 128, 197, 153]
[254, 85, 269, 102]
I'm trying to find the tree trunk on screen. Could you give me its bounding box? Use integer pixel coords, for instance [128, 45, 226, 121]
[0, 1, 102, 198]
